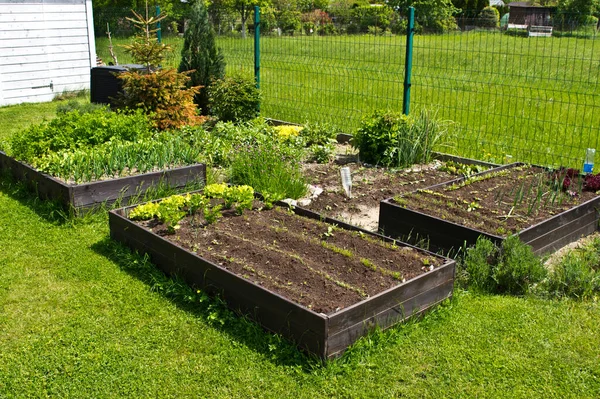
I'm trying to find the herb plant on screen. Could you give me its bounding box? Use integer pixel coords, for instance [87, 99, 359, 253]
[230, 139, 307, 202]
[207, 74, 261, 122]
[353, 109, 448, 167]
[458, 236, 547, 295]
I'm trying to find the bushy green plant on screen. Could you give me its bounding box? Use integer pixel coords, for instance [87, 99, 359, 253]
[494, 236, 547, 295]
[116, 69, 202, 130]
[539, 237, 600, 299]
[158, 195, 188, 232]
[204, 183, 228, 199]
[353, 109, 448, 167]
[9, 108, 153, 163]
[178, 0, 226, 113]
[223, 185, 255, 214]
[309, 144, 336, 163]
[353, 110, 410, 166]
[478, 6, 499, 28]
[389, 0, 458, 33]
[207, 74, 260, 122]
[458, 236, 546, 295]
[178, 119, 280, 167]
[459, 236, 499, 292]
[230, 140, 307, 201]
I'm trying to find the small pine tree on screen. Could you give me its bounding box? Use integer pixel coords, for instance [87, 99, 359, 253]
[115, 1, 203, 130]
[179, 0, 226, 114]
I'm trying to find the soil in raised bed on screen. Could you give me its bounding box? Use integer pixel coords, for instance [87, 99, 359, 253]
[394, 165, 600, 237]
[302, 154, 485, 231]
[138, 204, 443, 314]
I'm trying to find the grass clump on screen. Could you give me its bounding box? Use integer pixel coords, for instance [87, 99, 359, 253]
[352, 109, 448, 167]
[458, 235, 547, 295]
[230, 137, 307, 202]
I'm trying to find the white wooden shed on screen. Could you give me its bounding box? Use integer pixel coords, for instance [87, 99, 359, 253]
[0, 0, 96, 106]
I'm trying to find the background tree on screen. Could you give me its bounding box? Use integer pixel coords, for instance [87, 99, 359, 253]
[226, 0, 271, 38]
[93, 0, 188, 37]
[477, 5, 499, 27]
[388, 0, 458, 32]
[556, 0, 599, 29]
[179, 0, 226, 114]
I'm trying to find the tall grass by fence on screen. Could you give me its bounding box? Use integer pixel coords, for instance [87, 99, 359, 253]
[94, 8, 600, 168]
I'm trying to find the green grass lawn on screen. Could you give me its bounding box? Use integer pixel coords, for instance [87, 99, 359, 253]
[1, 100, 600, 397]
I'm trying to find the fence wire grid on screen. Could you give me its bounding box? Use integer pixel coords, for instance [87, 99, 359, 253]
[95, 7, 600, 169]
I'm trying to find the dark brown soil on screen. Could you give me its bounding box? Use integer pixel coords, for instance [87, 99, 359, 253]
[139, 205, 443, 314]
[302, 159, 476, 231]
[396, 165, 600, 237]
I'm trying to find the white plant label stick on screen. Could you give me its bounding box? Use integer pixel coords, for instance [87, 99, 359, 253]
[340, 167, 352, 198]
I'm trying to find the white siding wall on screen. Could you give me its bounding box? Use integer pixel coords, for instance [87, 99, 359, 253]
[0, 0, 96, 106]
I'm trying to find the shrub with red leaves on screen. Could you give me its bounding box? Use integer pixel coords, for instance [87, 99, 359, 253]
[584, 174, 600, 191]
[552, 167, 580, 190]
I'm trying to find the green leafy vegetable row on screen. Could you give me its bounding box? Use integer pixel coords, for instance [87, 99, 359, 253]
[130, 183, 255, 233]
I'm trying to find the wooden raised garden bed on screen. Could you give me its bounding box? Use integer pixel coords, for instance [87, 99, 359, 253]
[109, 198, 455, 359]
[0, 150, 206, 211]
[299, 153, 497, 232]
[379, 163, 600, 255]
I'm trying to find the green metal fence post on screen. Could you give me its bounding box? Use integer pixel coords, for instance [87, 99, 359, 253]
[254, 6, 261, 89]
[254, 6, 260, 112]
[156, 5, 162, 43]
[402, 7, 415, 115]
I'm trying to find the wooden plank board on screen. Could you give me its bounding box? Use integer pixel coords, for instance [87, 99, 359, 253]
[327, 262, 455, 334]
[523, 208, 598, 250]
[3, 85, 88, 102]
[0, 59, 90, 74]
[519, 197, 600, 243]
[0, 92, 55, 105]
[326, 280, 454, 358]
[0, 36, 89, 48]
[2, 74, 90, 91]
[0, 20, 88, 31]
[1, 43, 90, 57]
[379, 199, 502, 253]
[0, 12, 85, 23]
[5, 67, 92, 83]
[0, 3, 86, 13]
[71, 164, 206, 209]
[0, 52, 91, 66]
[0, 27, 89, 40]
[533, 219, 598, 255]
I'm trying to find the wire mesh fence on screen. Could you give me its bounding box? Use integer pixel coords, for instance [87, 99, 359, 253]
[93, 6, 600, 168]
